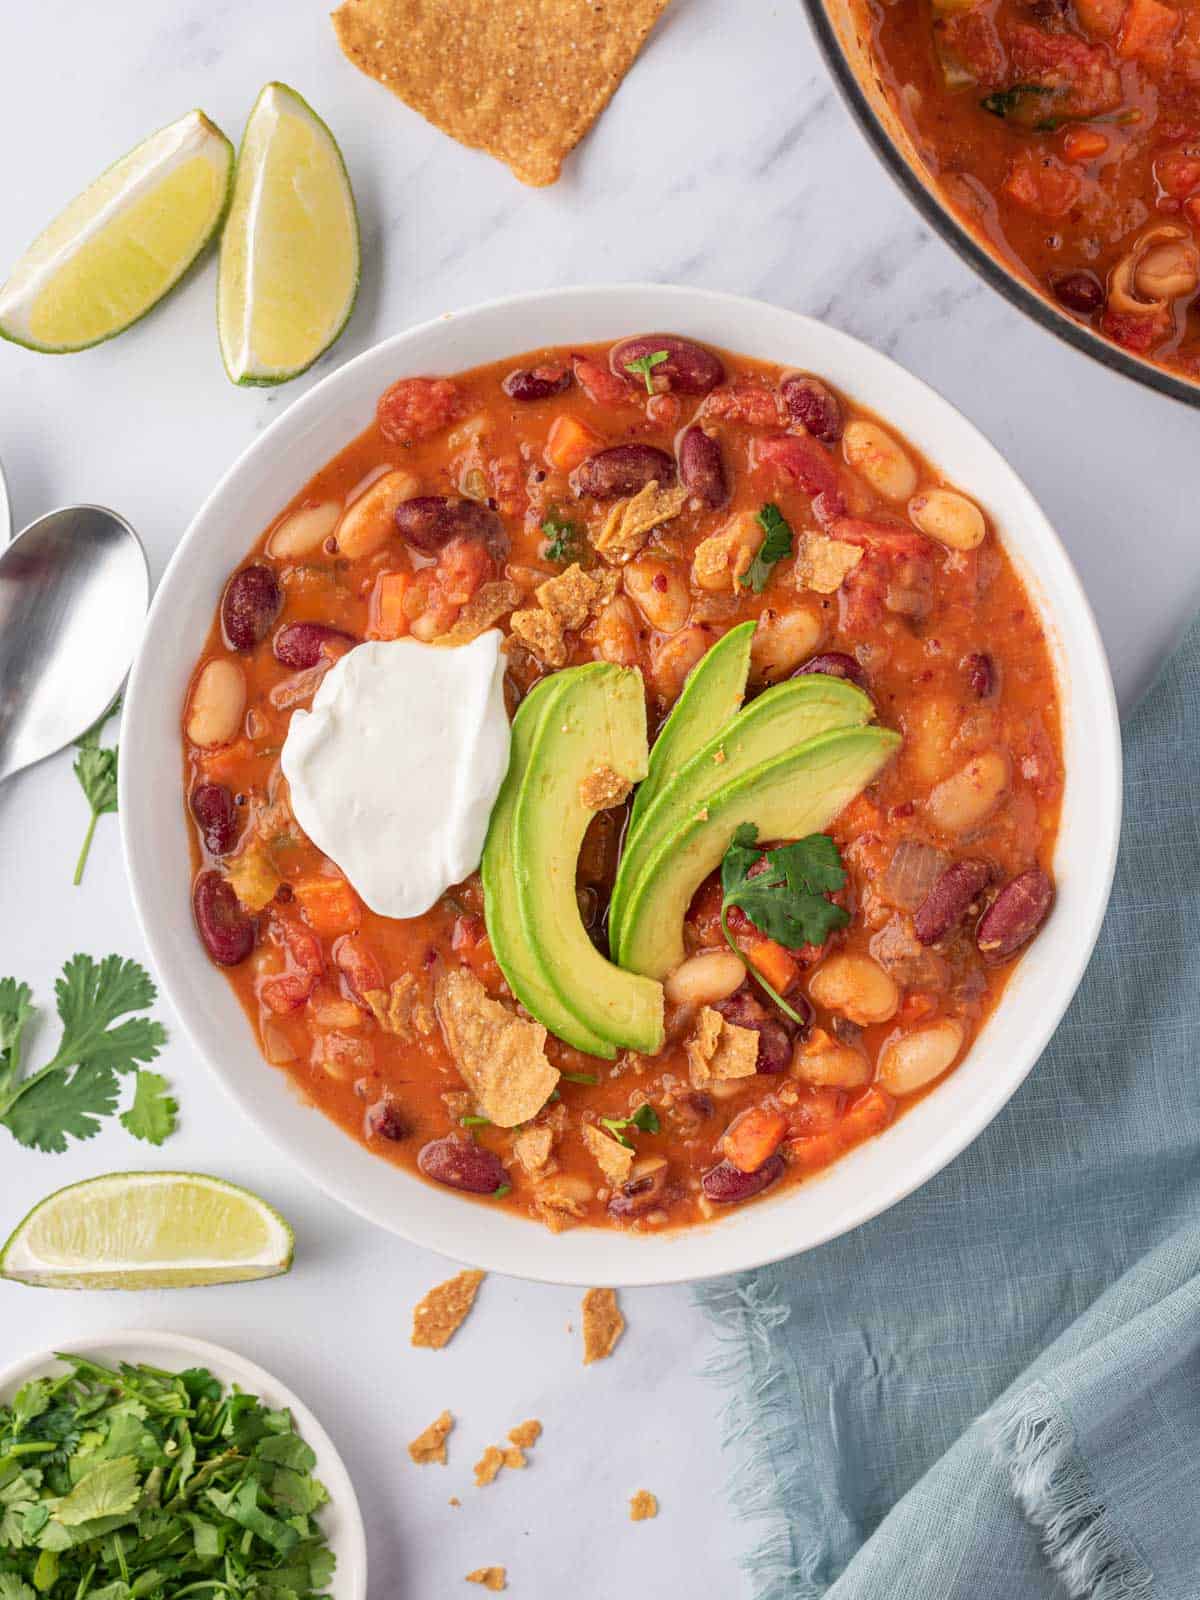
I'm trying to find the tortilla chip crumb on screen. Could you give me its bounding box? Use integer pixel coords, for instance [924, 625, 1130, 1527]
[365, 972, 431, 1038]
[579, 764, 633, 812]
[440, 581, 521, 644]
[533, 1177, 591, 1232]
[582, 1123, 635, 1186]
[474, 1445, 506, 1487]
[502, 1446, 527, 1469]
[693, 511, 758, 593]
[508, 1419, 542, 1450]
[582, 1287, 625, 1364]
[510, 564, 618, 667]
[435, 968, 559, 1127]
[795, 532, 864, 594]
[513, 1122, 557, 1180]
[412, 1269, 486, 1350]
[594, 481, 688, 562]
[466, 1567, 507, 1591]
[408, 1410, 454, 1465]
[686, 1006, 760, 1088]
[449, 1497, 462, 1508]
[629, 1489, 658, 1521]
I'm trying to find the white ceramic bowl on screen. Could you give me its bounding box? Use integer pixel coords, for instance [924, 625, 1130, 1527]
[0, 1329, 367, 1600]
[121, 284, 1122, 1288]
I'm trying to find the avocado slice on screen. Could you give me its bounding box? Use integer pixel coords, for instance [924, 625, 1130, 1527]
[627, 620, 755, 836]
[618, 725, 901, 982]
[481, 676, 612, 1057]
[609, 674, 874, 959]
[512, 664, 665, 1055]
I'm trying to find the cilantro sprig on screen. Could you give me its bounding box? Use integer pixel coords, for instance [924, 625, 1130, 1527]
[0, 1356, 335, 1600]
[624, 349, 669, 394]
[599, 1103, 660, 1149]
[0, 955, 173, 1152]
[740, 504, 794, 594]
[541, 511, 583, 565]
[71, 698, 121, 887]
[720, 824, 850, 1023]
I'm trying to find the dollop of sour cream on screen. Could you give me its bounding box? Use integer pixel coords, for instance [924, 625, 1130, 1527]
[281, 632, 511, 919]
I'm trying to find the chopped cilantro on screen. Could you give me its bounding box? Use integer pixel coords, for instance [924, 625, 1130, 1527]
[720, 823, 850, 1022]
[71, 698, 121, 886]
[740, 504, 794, 594]
[980, 84, 1062, 130]
[0, 955, 172, 1153]
[560, 1071, 599, 1086]
[599, 1103, 660, 1149]
[460, 1114, 491, 1128]
[541, 511, 582, 564]
[624, 349, 670, 394]
[492, 1183, 512, 1199]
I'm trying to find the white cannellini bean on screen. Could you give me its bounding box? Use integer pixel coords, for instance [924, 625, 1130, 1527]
[186, 659, 245, 748]
[750, 606, 824, 682]
[792, 1037, 872, 1088]
[649, 626, 711, 703]
[594, 596, 641, 667]
[335, 469, 420, 559]
[623, 554, 691, 634]
[878, 1018, 964, 1094]
[843, 421, 918, 502]
[664, 950, 747, 1007]
[907, 489, 987, 551]
[267, 501, 341, 559]
[807, 953, 900, 1025]
[903, 694, 960, 788]
[927, 749, 1010, 835]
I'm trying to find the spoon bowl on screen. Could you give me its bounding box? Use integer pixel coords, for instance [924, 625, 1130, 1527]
[0, 505, 149, 783]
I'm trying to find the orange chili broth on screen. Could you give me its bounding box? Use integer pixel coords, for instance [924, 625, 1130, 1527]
[182, 338, 1063, 1231]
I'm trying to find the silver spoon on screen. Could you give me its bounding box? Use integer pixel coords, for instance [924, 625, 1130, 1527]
[0, 505, 149, 783]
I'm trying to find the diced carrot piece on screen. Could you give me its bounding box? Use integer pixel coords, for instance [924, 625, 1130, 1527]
[722, 1106, 789, 1173]
[1063, 127, 1109, 162]
[786, 1129, 844, 1174]
[842, 1085, 896, 1141]
[545, 415, 601, 472]
[294, 875, 362, 938]
[746, 937, 800, 996]
[1118, 0, 1180, 56]
[369, 570, 413, 640]
[201, 738, 257, 786]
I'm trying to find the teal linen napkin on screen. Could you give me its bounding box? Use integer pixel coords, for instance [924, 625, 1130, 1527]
[699, 615, 1200, 1600]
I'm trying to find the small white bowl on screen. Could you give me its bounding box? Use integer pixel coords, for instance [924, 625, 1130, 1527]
[120, 284, 1121, 1287]
[0, 1329, 367, 1600]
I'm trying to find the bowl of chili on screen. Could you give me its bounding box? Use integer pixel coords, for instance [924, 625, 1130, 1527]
[120, 284, 1121, 1286]
[802, 0, 1200, 405]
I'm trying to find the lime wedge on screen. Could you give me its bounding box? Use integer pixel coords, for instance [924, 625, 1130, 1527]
[218, 83, 359, 387]
[0, 1172, 294, 1289]
[0, 110, 233, 354]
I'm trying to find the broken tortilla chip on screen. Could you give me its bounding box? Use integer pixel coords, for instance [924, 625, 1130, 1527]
[412, 1268, 486, 1349]
[466, 1569, 507, 1592]
[408, 1410, 454, 1465]
[629, 1489, 658, 1521]
[686, 1006, 760, 1088]
[435, 968, 559, 1127]
[508, 1419, 542, 1450]
[439, 581, 521, 644]
[582, 1123, 634, 1186]
[474, 1445, 506, 1487]
[795, 531, 864, 594]
[594, 480, 687, 562]
[331, 0, 672, 187]
[579, 765, 632, 812]
[582, 1286, 625, 1363]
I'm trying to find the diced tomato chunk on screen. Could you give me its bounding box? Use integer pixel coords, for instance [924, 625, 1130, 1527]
[572, 354, 634, 406]
[721, 1105, 789, 1173]
[1002, 152, 1082, 220]
[1118, 0, 1181, 59]
[377, 377, 464, 445]
[1156, 149, 1200, 200]
[261, 916, 324, 1013]
[701, 380, 783, 428]
[1007, 25, 1122, 118]
[334, 933, 385, 1005]
[452, 913, 502, 988]
[942, 10, 1007, 86]
[1101, 306, 1169, 351]
[753, 432, 841, 499]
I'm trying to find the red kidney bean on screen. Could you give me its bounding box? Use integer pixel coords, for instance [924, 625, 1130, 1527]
[418, 1135, 507, 1194]
[963, 652, 996, 698]
[780, 373, 844, 443]
[569, 443, 676, 500]
[193, 870, 255, 966]
[676, 424, 729, 508]
[792, 652, 868, 690]
[190, 782, 241, 857]
[608, 1161, 672, 1220]
[394, 496, 507, 559]
[221, 564, 282, 652]
[609, 334, 725, 395]
[273, 621, 356, 670]
[701, 1154, 785, 1204]
[365, 1100, 407, 1141]
[914, 859, 994, 946]
[977, 868, 1055, 961]
[716, 986, 810, 1068]
[502, 364, 572, 401]
[1052, 271, 1105, 316]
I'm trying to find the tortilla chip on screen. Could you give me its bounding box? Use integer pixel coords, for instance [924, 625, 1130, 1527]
[510, 564, 618, 667]
[408, 1410, 454, 1464]
[440, 582, 521, 645]
[582, 1286, 625, 1363]
[579, 765, 633, 812]
[513, 1122, 557, 1179]
[435, 968, 559, 1127]
[686, 1006, 760, 1088]
[796, 532, 864, 594]
[508, 605, 569, 668]
[502, 1445, 527, 1469]
[331, 0, 672, 188]
[692, 511, 758, 593]
[474, 1445, 506, 1487]
[533, 1177, 591, 1232]
[594, 481, 687, 562]
[365, 973, 423, 1038]
[629, 1489, 658, 1521]
[466, 1570, 507, 1592]
[412, 1268, 486, 1349]
[582, 1123, 634, 1186]
[508, 1419, 542, 1449]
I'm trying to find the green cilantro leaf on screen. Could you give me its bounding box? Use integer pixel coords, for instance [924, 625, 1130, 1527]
[720, 823, 850, 1021]
[624, 349, 669, 394]
[54, 1458, 140, 1527]
[0, 979, 35, 1100]
[119, 1071, 178, 1146]
[72, 699, 121, 886]
[2, 1062, 120, 1153]
[492, 1183, 512, 1199]
[739, 504, 794, 594]
[459, 1114, 490, 1128]
[559, 1071, 598, 1085]
[598, 1103, 660, 1149]
[0, 1575, 36, 1600]
[541, 512, 582, 565]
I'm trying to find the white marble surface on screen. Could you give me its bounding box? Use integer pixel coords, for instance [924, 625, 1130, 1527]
[0, 0, 1193, 1595]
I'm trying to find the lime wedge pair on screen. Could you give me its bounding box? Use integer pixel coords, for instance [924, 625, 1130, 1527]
[0, 85, 359, 385]
[0, 1172, 294, 1289]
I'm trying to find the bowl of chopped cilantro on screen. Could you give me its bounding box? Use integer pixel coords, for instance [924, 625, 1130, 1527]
[0, 1330, 366, 1600]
